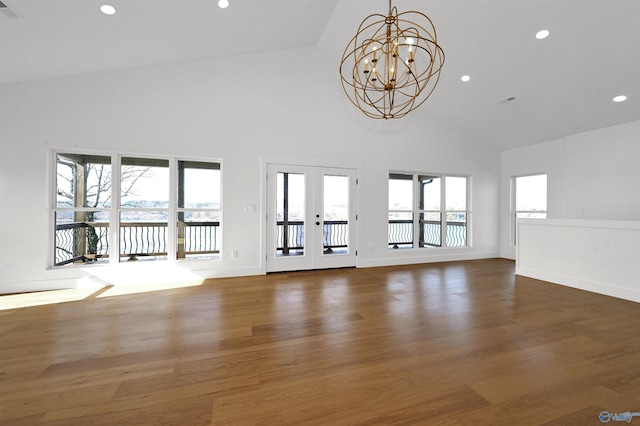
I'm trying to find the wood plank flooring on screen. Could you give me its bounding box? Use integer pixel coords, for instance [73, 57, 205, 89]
[1, 259, 639, 425]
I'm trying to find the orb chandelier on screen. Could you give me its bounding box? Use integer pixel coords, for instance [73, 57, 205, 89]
[339, 0, 445, 120]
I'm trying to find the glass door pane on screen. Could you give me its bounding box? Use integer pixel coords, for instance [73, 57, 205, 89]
[276, 172, 306, 256]
[322, 174, 349, 255]
[313, 167, 357, 270]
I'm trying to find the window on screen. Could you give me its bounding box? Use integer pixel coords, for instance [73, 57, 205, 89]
[177, 160, 221, 260]
[388, 173, 414, 248]
[512, 174, 547, 245]
[120, 157, 170, 262]
[55, 153, 112, 265]
[444, 176, 468, 247]
[389, 173, 469, 249]
[53, 152, 221, 267]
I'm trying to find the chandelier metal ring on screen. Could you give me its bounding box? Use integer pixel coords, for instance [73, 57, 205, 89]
[339, 1, 444, 119]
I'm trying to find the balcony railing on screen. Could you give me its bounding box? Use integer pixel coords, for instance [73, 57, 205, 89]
[276, 220, 348, 254]
[55, 221, 220, 265]
[55, 222, 109, 265]
[388, 219, 467, 248]
[56, 218, 467, 265]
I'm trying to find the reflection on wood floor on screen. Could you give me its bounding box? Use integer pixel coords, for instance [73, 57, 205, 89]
[1, 258, 639, 425]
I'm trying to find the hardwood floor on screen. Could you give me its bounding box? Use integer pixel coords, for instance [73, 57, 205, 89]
[1, 259, 639, 425]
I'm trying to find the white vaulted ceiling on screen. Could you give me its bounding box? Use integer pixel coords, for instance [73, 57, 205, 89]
[1, 0, 638, 150]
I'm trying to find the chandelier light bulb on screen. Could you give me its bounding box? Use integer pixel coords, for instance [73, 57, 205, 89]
[218, 0, 229, 9]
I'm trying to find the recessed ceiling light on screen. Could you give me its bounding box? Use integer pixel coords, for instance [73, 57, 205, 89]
[218, 0, 229, 8]
[100, 4, 116, 15]
[613, 95, 627, 102]
[535, 29, 550, 40]
[461, 75, 471, 82]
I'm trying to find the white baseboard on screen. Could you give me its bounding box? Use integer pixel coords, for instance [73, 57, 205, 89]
[516, 266, 640, 303]
[358, 251, 500, 269]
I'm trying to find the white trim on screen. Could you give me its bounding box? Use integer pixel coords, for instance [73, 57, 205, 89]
[167, 157, 178, 261]
[359, 251, 500, 268]
[517, 217, 640, 229]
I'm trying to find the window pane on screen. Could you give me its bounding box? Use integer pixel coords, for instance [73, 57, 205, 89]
[389, 174, 413, 210]
[419, 175, 441, 210]
[121, 157, 169, 208]
[55, 211, 109, 265]
[119, 210, 168, 262]
[446, 212, 467, 247]
[57, 153, 112, 208]
[388, 212, 413, 249]
[177, 211, 221, 259]
[178, 161, 221, 209]
[445, 176, 466, 211]
[420, 212, 441, 247]
[515, 174, 547, 211]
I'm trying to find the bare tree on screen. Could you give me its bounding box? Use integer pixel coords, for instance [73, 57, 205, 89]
[57, 158, 151, 257]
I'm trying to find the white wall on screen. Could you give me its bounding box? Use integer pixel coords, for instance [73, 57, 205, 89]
[0, 47, 500, 293]
[500, 120, 640, 259]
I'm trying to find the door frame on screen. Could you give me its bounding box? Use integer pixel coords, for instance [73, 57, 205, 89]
[262, 158, 359, 273]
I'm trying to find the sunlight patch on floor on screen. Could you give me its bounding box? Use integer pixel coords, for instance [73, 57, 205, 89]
[96, 280, 204, 298]
[0, 288, 99, 310]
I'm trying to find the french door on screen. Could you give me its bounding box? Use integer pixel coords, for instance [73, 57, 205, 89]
[266, 164, 357, 272]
